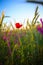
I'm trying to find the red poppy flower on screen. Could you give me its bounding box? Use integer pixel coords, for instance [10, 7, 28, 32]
[15, 23, 22, 28]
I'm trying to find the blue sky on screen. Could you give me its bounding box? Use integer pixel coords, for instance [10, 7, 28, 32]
[0, 0, 43, 26]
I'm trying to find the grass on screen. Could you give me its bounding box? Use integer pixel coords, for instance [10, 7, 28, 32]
[0, 6, 43, 65]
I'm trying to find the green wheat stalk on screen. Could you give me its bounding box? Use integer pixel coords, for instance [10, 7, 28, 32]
[32, 6, 39, 26]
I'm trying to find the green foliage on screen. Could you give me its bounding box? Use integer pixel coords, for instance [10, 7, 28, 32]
[0, 29, 43, 65]
[0, 6, 43, 65]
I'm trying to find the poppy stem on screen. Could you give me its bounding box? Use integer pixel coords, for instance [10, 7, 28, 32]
[17, 29, 22, 46]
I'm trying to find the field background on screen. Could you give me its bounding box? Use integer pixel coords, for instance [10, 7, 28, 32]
[0, 0, 43, 65]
